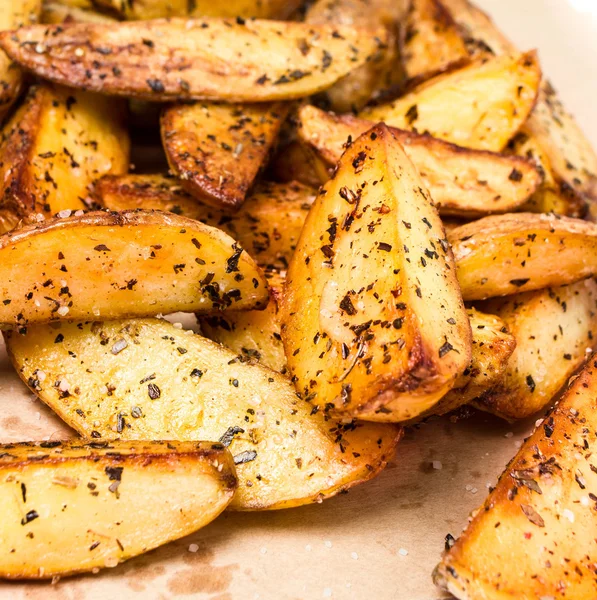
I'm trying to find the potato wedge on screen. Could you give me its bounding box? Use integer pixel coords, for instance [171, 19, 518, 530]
[0, 19, 388, 102]
[0, 209, 269, 328]
[6, 318, 401, 510]
[435, 353, 597, 600]
[472, 279, 597, 421]
[0, 0, 41, 124]
[0, 83, 129, 218]
[0, 439, 236, 578]
[400, 0, 469, 81]
[449, 213, 597, 301]
[268, 140, 322, 189]
[41, 2, 118, 23]
[161, 102, 288, 209]
[199, 269, 286, 373]
[359, 52, 541, 152]
[298, 105, 542, 218]
[95, 175, 315, 269]
[280, 124, 471, 422]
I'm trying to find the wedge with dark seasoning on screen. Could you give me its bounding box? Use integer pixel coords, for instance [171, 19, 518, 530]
[297, 105, 542, 218]
[161, 102, 288, 209]
[280, 124, 472, 422]
[0, 209, 269, 328]
[359, 52, 541, 152]
[0, 18, 388, 102]
[0, 440, 236, 578]
[95, 175, 315, 269]
[473, 279, 597, 421]
[5, 318, 401, 510]
[449, 213, 597, 300]
[435, 353, 597, 600]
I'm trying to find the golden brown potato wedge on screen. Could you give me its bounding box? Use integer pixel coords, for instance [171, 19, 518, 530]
[472, 279, 597, 421]
[280, 124, 471, 422]
[6, 318, 401, 510]
[298, 105, 542, 218]
[360, 52, 541, 152]
[450, 213, 597, 301]
[0, 83, 129, 218]
[41, 1, 118, 23]
[268, 140, 322, 189]
[0, 439, 236, 578]
[0, 19, 388, 102]
[95, 175, 315, 269]
[199, 269, 286, 373]
[0, 0, 41, 124]
[435, 353, 597, 600]
[161, 102, 288, 210]
[0, 209, 269, 329]
[400, 0, 469, 81]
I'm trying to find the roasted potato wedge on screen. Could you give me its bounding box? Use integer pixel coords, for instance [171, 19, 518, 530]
[0, 0, 41, 124]
[199, 269, 286, 373]
[360, 52, 541, 152]
[400, 0, 469, 81]
[298, 105, 542, 218]
[6, 318, 401, 510]
[0, 209, 269, 328]
[0, 83, 129, 218]
[268, 140, 322, 189]
[41, 1, 118, 23]
[0, 439, 236, 578]
[161, 102, 288, 209]
[435, 353, 597, 600]
[280, 124, 471, 422]
[450, 213, 597, 301]
[95, 175, 315, 270]
[0, 19, 388, 102]
[472, 279, 597, 421]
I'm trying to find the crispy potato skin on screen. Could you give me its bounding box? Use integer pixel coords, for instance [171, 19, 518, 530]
[435, 354, 597, 600]
[360, 52, 541, 152]
[41, 2, 118, 23]
[298, 105, 542, 218]
[6, 318, 401, 510]
[0, 439, 236, 578]
[0, 83, 129, 217]
[161, 102, 288, 209]
[0, 209, 269, 327]
[450, 213, 597, 301]
[0, 19, 388, 102]
[95, 175, 315, 270]
[473, 279, 597, 421]
[280, 124, 471, 422]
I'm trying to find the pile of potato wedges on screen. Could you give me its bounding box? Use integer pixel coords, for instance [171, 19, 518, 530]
[0, 0, 596, 596]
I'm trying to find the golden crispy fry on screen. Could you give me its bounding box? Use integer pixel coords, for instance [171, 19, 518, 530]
[0, 19, 387, 102]
[400, 0, 469, 81]
[360, 52, 541, 152]
[450, 213, 597, 301]
[95, 175, 315, 269]
[0, 83, 129, 217]
[435, 353, 597, 600]
[298, 105, 542, 218]
[41, 1, 118, 23]
[0, 0, 41, 124]
[0, 440, 236, 578]
[472, 279, 597, 420]
[6, 318, 401, 510]
[161, 102, 288, 209]
[0, 209, 269, 328]
[280, 124, 471, 422]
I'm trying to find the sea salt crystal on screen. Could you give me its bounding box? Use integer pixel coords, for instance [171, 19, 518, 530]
[563, 509, 575, 523]
[504, 432, 514, 438]
[188, 544, 199, 553]
[432, 461, 443, 470]
[56, 306, 69, 316]
[399, 548, 408, 556]
[324, 540, 332, 548]
[260, 547, 267, 555]
[323, 588, 332, 598]
[351, 552, 358, 560]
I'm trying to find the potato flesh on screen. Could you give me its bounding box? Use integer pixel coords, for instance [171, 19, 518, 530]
[450, 213, 597, 300]
[0, 210, 269, 328]
[0, 19, 388, 102]
[360, 52, 541, 152]
[6, 318, 400, 510]
[473, 279, 597, 420]
[435, 354, 597, 600]
[95, 176, 315, 270]
[298, 105, 542, 218]
[0, 440, 236, 578]
[280, 124, 471, 422]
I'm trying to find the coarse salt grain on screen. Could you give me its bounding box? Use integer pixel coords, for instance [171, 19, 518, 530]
[351, 552, 358, 560]
[260, 547, 267, 555]
[323, 588, 332, 598]
[432, 460, 442, 470]
[399, 548, 408, 556]
[563, 509, 575, 523]
[581, 496, 590, 507]
[324, 540, 332, 548]
[188, 544, 199, 553]
[56, 306, 69, 316]
[504, 432, 514, 438]
[305, 544, 312, 552]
